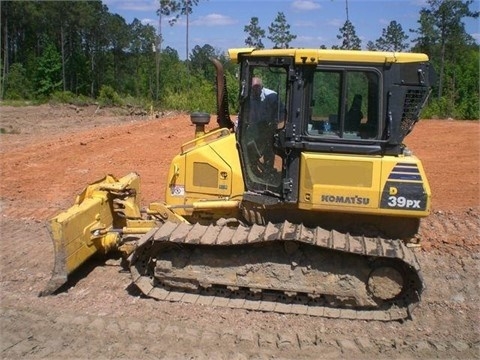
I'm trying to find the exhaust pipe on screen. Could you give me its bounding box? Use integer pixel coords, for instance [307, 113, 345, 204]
[210, 58, 234, 130]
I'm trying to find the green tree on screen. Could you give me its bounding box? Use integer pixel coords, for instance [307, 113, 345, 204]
[244, 17, 266, 49]
[105, 13, 130, 92]
[453, 48, 479, 119]
[190, 44, 222, 80]
[267, 12, 297, 49]
[4, 63, 32, 99]
[37, 1, 75, 92]
[159, 0, 200, 25]
[128, 19, 157, 99]
[159, 47, 182, 92]
[0, 1, 39, 98]
[374, 21, 409, 51]
[34, 40, 62, 98]
[74, 1, 112, 97]
[411, 0, 479, 99]
[334, 20, 361, 50]
[366, 41, 376, 51]
[159, 0, 201, 60]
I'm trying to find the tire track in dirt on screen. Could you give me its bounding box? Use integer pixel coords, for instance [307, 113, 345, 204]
[419, 208, 480, 252]
[1, 307, 477, 359]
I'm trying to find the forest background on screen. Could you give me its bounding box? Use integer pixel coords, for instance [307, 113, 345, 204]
[1, 0, 478, 120]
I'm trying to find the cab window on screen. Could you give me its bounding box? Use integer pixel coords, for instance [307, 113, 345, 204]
[307, 69, 380, 140]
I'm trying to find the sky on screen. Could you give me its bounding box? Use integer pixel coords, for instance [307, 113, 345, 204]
[103, 0, 480, 59]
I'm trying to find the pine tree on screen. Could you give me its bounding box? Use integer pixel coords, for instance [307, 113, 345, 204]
[159, 0, 200, 25]
[4, 63, 33, 99]
[375, 21, 409, 51]
[34, 40, 62, 97]
[334, 20, 361, 50]
[244, 17, 266, 49]
[411, 0, 479, 98]
[366, 41, 376, 51]
[159, 1, 202, 62]
[267, 12, 297, 49]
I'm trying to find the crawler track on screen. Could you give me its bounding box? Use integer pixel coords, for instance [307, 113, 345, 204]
[129, 221, 423, 321]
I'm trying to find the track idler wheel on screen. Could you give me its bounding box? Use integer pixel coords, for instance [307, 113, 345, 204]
[367, 266, 404, 301]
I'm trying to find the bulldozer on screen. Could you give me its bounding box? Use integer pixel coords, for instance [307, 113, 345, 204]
[41, 48, 435, 321]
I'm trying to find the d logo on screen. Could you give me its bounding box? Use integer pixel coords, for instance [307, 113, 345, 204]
[389, 186, 398, 195]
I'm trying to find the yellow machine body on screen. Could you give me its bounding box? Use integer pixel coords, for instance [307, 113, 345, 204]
[165, 128, 244, 221]
[298, 153, 431, 217]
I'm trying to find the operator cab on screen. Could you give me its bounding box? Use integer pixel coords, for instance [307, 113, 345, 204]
[233, 49, 433, 204]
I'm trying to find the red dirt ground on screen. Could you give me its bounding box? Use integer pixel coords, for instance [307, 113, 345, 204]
[0, 104, 479, 359]
[1, 104, 478, 252]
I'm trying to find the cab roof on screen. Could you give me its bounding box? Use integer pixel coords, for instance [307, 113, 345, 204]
[228, 48, 429, 65]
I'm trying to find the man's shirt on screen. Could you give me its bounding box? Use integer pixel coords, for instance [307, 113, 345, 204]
[249, 88, 278, 125]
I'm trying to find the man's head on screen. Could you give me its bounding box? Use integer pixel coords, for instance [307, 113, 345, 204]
[252, 77, 263, 99]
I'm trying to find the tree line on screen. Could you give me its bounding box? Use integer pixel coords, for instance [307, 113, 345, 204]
[1, 0, 478, 119]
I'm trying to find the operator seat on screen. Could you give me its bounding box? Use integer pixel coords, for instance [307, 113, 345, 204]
[345, 94, 363, 132]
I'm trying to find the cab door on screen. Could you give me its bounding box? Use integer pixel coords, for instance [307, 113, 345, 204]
[237, 59, 290, 197]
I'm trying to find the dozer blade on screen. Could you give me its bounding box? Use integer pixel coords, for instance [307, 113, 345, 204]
[40, 173, 142, 296]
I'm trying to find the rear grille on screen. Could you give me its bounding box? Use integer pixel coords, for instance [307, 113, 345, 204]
[400, 89, 428, 138]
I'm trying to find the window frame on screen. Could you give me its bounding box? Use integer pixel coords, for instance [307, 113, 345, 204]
[305, 65, 383, 141]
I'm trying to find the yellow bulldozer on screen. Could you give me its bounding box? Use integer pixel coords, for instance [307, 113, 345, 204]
[41, 48, 435, 321]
